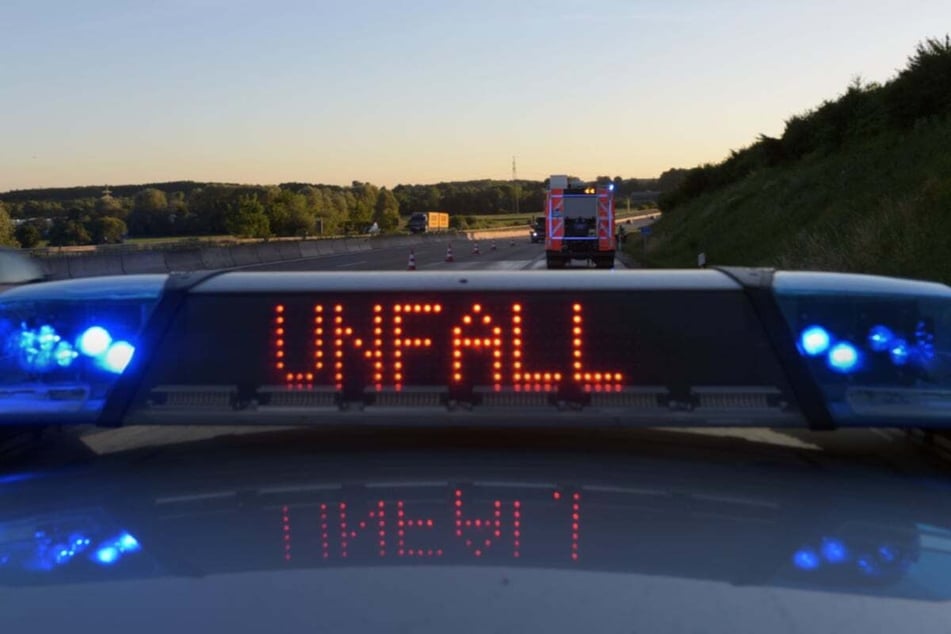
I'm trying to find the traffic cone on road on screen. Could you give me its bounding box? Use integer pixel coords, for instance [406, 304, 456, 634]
[407, 249, 416, 270]
[445, 243, 454, 262]
[510, 239, 515, 247]
[472, 242, 481, 255]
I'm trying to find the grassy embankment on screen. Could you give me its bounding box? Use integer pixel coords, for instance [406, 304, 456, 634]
[627, 116, 951, 283]
[627, 37, 951, 283]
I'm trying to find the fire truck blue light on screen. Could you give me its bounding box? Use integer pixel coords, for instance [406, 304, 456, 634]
[799, 327, 831, 356]
[78, 326, 112, 357]
[827, 343, 860, 373]
[101, 341, 135, 374]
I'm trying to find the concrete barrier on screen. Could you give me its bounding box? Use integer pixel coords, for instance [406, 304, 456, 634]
[163, 249, 205, 272]
[325, 240, 346, 254]
[310, 240, 332, 256]
[200, 247, 236, 270]
[299, 241, 321, 258]
[40, 256, 72, 280]
[121, 251, 169, 274]
[350, 238, 371, 252]
[275, 242, 303, 260]
[230, 244, 262, 266]
[68, 254, 124, 278]
[254, 243, 286, 264]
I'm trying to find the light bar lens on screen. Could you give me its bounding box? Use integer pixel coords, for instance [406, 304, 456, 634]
[774, 272, 951, 426]
[0, 276, 166, 423]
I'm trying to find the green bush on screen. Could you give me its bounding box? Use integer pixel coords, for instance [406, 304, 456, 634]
[658, 36, 951, 212]
[631, 116, 951, 283]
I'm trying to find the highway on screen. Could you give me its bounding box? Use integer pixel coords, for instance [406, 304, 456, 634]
[245, 214, 656, 272]
[250, 236, 563, 272]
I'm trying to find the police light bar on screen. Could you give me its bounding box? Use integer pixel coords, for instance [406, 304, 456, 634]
[0, 269, 948, 429]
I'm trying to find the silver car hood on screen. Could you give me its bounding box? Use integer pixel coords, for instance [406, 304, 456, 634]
[1, 427, 951, 633]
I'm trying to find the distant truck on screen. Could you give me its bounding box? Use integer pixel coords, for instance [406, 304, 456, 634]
[530, 216, 545, 243]
[407, 211, 450, 233]
[545, 175, 616, 269]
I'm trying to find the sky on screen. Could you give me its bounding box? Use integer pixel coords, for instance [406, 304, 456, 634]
[1, 0, 949, 191]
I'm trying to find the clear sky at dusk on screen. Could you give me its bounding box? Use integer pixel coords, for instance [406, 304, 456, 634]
[1, 0, 949, 191]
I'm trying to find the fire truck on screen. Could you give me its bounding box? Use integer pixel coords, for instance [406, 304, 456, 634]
[545, 175, 616, 269]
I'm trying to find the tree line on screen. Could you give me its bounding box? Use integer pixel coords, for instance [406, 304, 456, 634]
[658, 36, 951, 210]
[0, 176, 661, 248]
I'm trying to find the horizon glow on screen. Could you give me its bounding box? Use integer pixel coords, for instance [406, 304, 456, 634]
[1, 0, 949, 191]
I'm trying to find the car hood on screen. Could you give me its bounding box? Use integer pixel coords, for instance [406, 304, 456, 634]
[2, 427, 951, 633]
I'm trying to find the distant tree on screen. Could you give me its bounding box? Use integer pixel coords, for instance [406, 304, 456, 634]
[89, 216, 127, 244]
[285, 205, 316, 236]
[267, 189, 314, 236]
[14, 223, 42, 248]
[0, 203, 16, 247]
[134, 188, 168, 212]
[129, 188, 171, 236]
[47, 219, 92, 246]
[657, 169, 688, 192]
[886, 35, 951, 126]
[187, 186, 235, 235]
[373, 188, 400, 231]
[425, 188, 441, 210]
[224, 195, 271, 238]
[350, 182, 379, 226]
[95, 194, 126, 218]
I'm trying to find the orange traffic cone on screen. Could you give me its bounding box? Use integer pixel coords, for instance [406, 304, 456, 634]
[407, 249, 416, 270]
[472, 242, 481, 255]
[445, 244, 454, 262]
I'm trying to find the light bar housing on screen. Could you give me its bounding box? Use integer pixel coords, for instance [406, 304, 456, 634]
[0, 269, 948, 429]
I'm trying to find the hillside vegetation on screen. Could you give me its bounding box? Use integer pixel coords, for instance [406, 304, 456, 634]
[631, 37, 951, 283]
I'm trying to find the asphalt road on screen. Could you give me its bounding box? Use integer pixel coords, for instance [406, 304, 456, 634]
[247, 214, 657, 273]
[247, 235, 630, 272]
[252, 237, 559, 272]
